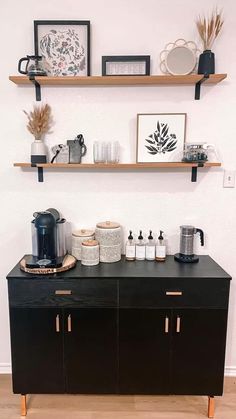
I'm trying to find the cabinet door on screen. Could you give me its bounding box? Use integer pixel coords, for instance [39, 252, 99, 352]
[171, 309, 228, 395]
[64, 308, 118, 393]
[119, 308, 171, 394]
[10, 308, 64, 394]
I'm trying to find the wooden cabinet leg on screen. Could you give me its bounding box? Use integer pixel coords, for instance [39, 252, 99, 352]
[208, 396, 214, 418]
[21, 395, 27, 416]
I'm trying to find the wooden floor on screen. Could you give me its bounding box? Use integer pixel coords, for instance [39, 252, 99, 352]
[0, 375, 235, 418]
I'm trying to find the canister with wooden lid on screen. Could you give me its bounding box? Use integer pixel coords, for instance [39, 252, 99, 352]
[95, 221, 122, 263]
[72, 229, 95, 260]
[81, 240, 99, 266]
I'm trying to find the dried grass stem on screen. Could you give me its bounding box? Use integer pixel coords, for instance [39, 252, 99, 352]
[23, 104, 53, 141]
[196, 9, 223, 50]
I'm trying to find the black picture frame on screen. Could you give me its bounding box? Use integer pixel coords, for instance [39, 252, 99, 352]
[102, 55, 150, 76]
[34, 20, 90, 76]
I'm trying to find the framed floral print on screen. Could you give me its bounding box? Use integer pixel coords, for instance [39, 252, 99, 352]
[34, 20, 90, 76]
[136, 113, 187, 163]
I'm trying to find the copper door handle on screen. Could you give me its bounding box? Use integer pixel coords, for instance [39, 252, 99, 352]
[68, 315, 72, 332]
[165, 317, 169, 333]
[56, 314, 60, 332]
[176, 316, 181, 333]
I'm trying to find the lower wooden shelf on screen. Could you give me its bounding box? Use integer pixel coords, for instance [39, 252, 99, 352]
[13, 162, 221, 183]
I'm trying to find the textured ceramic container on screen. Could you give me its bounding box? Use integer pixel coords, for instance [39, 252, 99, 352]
[95, 221, 122, 263]
[81, 240, 99, 266]
[72, 229, 95, 260]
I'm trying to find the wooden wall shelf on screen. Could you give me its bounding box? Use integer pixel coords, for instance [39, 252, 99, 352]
[13, 162, 221, 183]
[9, 74, 227, 101]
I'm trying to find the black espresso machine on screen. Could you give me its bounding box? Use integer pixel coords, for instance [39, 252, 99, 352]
[25, 208, 67, 269]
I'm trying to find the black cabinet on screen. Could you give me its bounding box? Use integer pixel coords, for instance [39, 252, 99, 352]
[119, 308, 171, 394]
[9, 307, 64, 394]
[171, 308, 228, 395]
[119, 307, 229, 396]
[64, 308, 117, 393]
[7, 256, 231, 416]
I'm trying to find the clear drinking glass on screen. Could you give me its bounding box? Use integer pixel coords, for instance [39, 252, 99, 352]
[93, 141, 107, 163]
[107, 141, 120, 163]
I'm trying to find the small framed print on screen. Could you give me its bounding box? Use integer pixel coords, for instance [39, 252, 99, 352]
[34, 20, 90, 76]
[136, 113, 187, 163]
[102, 55, 150, 76]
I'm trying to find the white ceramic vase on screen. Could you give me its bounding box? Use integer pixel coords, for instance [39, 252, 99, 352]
[31, 139, 47, 164]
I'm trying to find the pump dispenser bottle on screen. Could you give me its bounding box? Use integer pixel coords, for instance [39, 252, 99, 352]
[155, 230, 166, 262]
[135, 230, 145, 260]
[125, 230, 135, 261]
[145, 230, 155, 260]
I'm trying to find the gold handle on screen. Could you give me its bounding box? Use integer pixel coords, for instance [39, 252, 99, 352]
[166, 291, 183, 296]
[68, 315, 72, 332]
[55, 290, 72, 295]
[56, 314, 60, 332]
[165, 317, 169, 333]
[176, 316, 181, 333]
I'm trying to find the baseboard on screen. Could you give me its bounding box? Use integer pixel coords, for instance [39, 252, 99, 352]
[225, 366, 236, 377]
[0, 363, 11, 374]
[0, 362, 235, 376]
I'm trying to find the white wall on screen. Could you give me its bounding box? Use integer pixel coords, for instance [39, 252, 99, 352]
[0, 0, 236, 374]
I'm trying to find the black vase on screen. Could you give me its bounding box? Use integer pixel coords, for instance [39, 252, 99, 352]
[197, 50, 215, 75]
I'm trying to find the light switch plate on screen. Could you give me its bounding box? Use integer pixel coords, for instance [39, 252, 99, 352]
[223, 170, 235, 188]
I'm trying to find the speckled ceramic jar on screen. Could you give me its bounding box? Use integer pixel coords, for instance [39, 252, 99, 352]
[72, 229, 95, 260]
[95, 221, 122, 263]
[81, 240, 99, 266]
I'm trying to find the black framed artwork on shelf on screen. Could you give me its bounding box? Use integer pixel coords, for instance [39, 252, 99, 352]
[136, 113, 187, 163]
[102, 55, 150, 76]
[34, 20, 90, 76]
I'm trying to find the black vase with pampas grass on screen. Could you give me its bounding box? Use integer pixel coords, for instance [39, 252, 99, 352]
[196, 9, 223, 75]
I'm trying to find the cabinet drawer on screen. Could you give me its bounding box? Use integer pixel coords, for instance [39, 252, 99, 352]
[8, 279, 117, 308]
[119, 278, 230, 308]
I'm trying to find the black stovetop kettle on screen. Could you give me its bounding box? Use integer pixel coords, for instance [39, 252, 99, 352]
[174, 225, 204, 263]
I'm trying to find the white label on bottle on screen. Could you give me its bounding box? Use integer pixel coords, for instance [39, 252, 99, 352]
[126, 245, 135, 258]
[156, 245, 166, 258]
[136, 245, 146, 259]
[145, 246, 155, 260]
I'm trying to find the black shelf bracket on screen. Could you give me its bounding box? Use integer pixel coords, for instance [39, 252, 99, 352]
[191, 163, 204, 182]
[195, 73, 209, 100]
[29, 76, 41, 101]
[37, 167, 44, 182]
[31, 164, 44, 182]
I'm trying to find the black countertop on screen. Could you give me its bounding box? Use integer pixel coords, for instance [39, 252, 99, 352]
[6, 255, 231, 280]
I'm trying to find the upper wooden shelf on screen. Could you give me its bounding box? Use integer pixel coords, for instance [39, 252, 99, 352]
[9, 74, 227, 101]
[9, 74, 227, 86]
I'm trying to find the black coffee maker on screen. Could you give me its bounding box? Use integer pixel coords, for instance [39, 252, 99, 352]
[26, 208, 66, 269]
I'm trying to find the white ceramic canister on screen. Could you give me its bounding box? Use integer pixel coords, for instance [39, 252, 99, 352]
[81, 240, 99, 266]
[95, 221, 122, 263]
[72, 229, 95, 260]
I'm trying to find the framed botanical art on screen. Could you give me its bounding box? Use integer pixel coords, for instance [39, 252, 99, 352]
[136, 113, 187, 163]
[34, 20, 90, 76]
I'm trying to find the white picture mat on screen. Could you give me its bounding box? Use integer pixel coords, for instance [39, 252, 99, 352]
[37, 24, 88, 76]
[106, 61, 146, 75]
[137, 113, 186, 162]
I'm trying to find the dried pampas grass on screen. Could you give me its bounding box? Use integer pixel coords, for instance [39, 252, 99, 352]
[196, 8, 223, 51]
[23, 103, 53, 140]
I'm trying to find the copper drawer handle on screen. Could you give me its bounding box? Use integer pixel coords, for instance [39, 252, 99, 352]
[55, 290, 72, 295]
[166, 291, 183, 296]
